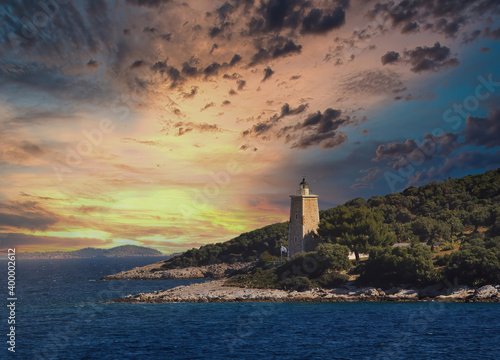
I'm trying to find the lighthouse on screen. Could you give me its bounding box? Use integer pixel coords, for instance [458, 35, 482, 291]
[287, 177, 320, 258]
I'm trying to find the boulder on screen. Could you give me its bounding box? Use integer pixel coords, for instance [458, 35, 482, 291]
[474, 285, 498, 299]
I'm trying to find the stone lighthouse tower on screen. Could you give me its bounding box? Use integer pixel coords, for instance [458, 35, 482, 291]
[288, 178, 320, 258]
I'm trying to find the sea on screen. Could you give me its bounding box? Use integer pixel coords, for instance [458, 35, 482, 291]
[2, 257, 500, 360]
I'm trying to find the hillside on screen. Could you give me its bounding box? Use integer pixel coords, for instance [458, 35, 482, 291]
[19, 245, 166, 259]
[158, 169, 500, 272]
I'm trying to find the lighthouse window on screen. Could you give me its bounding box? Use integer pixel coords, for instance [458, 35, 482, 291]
[294, 236, 297, 243]
[295, 214, 298, 220]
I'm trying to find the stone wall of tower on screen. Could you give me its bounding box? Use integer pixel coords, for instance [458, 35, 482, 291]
[288, 195, 319, 257]
[302, 197, 320, 252]
[288, 196, 304, 257]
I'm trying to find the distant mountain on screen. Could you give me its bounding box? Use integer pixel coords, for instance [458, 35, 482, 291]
[18, 245, 168, 259]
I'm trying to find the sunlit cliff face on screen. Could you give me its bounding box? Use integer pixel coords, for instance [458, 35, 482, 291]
[1, 0, 500, 253]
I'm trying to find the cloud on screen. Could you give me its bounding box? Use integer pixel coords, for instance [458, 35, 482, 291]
[86, 59, 101, 69]
[200, 102, 216, 111]
[462, 29, 482, 44]
[463, 109, 500, 149]
[237, 79, 246, 90]
[242, 102, 310, 138]
[244, 0, 348, 36]
[403, 42, 459, 73]
[183, 86, 198, 98]
[483, 26, 500, 40]
[381, 51, 400, 65]
[286, 108, 352, 150]
[130, 59, 145, 69]
[249, 37, 302, 66]
[408, 149, 500, 186]
[262, 67, 275, 81]
[0, 200, 58, 231]
[341, 69, 403, 95]
[373, 131, 460, 165]
[301, 7, 346, 34]
[171, 121, 224, 136]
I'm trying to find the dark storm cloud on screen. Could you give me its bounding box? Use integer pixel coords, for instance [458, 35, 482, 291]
[463, 109, 500, 149]
[301, 7, 346, 34]
[433, 18, 464, 37]
[366, 0, 500, 39]
[204, 62, 222, 77]
[249, 37, 302, 66]
[374, 131, 460, 162]
[401, 21, 419, 34]
[381, 51, 400, 65]
[244, 107, 353, 150]
[244, 0, 348, 35]
[237, 79, 246, 90]
[86, 59, 100, 68]
[130, 60, 145, 69]
[292, 131, 348, 150]
[229, 54, 242, 66]
[403, 42, 459, 73]
[242, 102, 310, 137]
[181, 62, 199, 77]
[0, 201, 58, 231]
[262, 66, 275, 81]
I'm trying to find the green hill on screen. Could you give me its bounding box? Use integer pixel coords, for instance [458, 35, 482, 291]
[161, 169, 500, 274]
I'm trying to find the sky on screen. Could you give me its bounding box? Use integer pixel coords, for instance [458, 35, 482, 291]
[1, 0, 500, 253]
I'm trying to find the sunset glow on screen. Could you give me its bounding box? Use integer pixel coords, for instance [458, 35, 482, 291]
[1, 0, 500, 253]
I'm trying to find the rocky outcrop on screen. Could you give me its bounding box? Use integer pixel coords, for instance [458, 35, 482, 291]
[111, 280, 500, 303]
[100, 262, 254, 280]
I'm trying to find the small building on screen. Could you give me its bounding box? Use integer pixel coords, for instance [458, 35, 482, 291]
[287, 178, 320, 258]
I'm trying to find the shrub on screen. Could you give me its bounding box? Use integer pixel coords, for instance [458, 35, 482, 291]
[357, 244, 438, 288]
[281, 276, 313, 292]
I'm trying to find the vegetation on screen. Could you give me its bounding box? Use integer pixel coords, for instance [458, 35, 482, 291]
[227, 244, 351, 291]
[437, 235, 500, 287]
[357, 244, 439, 288]
[163, 168, 500, 288]
[160, 223, 288, 269]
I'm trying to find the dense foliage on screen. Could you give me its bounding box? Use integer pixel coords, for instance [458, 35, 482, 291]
[318, 206, 396, 262]
[227, 244, 351, 291]
[437, 236, 500, 287]
[161, 222, 288, 269]
[163, 169, 500, 287]
[357, 245, 439, 288]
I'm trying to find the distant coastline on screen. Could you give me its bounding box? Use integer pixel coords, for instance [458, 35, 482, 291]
[16, 245, 175, 260]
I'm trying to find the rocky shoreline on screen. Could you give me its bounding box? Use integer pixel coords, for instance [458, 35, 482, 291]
[111, 280, 500, 303]
[100, 261, 254, 280]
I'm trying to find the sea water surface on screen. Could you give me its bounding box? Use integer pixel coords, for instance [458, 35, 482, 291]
[2, 258, 500, 359]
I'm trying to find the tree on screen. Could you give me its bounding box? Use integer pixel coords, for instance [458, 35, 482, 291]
[442, 237, 500, 286]
[318, 206, 396, 263]
[357, 244, 438, 288]
[316, 243, 352, 272]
